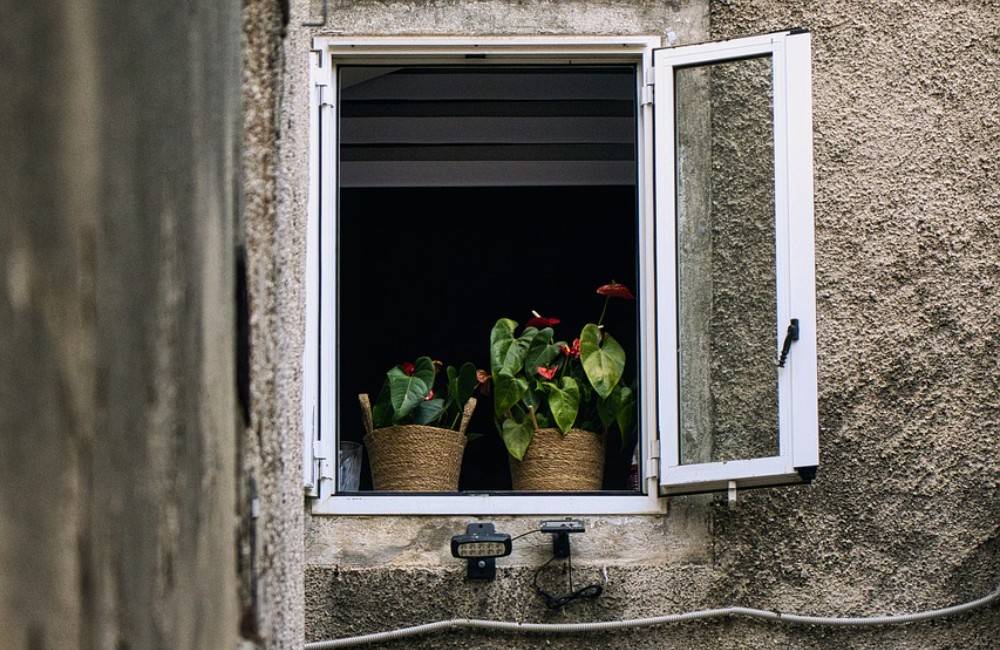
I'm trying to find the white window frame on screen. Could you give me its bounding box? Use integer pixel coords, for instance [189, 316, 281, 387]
[302, 31, 819, 514]
[654, 31, 819, 495]
[303, 35, 664, 515]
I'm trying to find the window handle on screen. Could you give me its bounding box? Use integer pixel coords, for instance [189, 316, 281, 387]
[776, 319, 799, 368]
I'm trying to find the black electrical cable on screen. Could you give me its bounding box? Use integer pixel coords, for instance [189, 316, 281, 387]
[510, 529, 543, 542]
[532, 546, 604, 610]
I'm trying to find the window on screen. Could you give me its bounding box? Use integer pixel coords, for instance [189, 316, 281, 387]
[303, 33, 818, 514]
[654, 31, 818, 494]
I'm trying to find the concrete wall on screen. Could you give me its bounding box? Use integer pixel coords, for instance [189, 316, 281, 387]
[273, 1, 999, 648]
[702, 0, 1000, 646]
[1, 1, 241, 648]
[240, 1, 308, 648]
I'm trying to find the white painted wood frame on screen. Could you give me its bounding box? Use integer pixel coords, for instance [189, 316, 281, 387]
[304, 35, 665, 515]
[654, 31, 819, 495]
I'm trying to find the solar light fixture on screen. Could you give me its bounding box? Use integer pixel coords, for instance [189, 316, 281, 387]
[451, 522, 511, 580]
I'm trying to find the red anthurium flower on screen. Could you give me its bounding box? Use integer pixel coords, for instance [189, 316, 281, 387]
[400, 362, 415, 376]
[596, 282, 635, 300]
[424, 388, 435, 401]
[537, 366, 558, 381]
[525, 310, 560, 329]
[560, 338, 581, 359]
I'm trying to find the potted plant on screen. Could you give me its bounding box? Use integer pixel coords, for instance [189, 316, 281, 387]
[490, 283, 638, 490]
[359, 356, 485, 491]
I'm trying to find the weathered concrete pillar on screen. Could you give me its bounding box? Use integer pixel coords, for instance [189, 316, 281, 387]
[1, 1, 241, 648]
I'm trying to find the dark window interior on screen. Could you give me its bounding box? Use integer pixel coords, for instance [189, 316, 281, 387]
[336, 65, 640, 492]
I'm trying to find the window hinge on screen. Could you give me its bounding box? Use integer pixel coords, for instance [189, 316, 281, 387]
[303, 405, 320, 494]
[641, 84, 654, 106]
[312, 440, 335, 482]
[646, 452, 659, 482]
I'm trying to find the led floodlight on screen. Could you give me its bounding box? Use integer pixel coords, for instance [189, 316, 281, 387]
[451, 523, 511, 580]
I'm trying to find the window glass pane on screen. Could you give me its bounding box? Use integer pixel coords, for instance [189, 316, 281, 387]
[337, 66, 640, 491]
[674, 55, 778, 465]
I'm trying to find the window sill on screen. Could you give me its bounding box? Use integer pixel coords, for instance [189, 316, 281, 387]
[310, 491, 666, 516]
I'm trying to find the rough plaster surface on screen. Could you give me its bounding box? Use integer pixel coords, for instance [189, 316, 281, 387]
[307, 507, 712, 568]
[698, 0, 1000, 646]
[676, 55, 780, 464]
[310, 0, 706, 36]
[285, 0, 999, 648]
[242, 0, 308, 647]
[706, 55, 778, 462]
[1, 1, 240, 648]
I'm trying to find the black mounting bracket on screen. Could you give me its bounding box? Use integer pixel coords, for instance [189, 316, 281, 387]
[541, 520, 585, 559]
[464, 523, 497, 580]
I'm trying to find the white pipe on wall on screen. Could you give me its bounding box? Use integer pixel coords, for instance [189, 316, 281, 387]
[305, 584, 1000, 649]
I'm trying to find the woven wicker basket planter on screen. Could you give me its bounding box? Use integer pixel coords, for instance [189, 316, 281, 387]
[509, 427, 605, 491]
[358, 394, 476, 492]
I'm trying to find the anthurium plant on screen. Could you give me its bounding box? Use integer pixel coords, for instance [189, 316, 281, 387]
[371, 356, 488, 432]
[490, 282, 638, 460]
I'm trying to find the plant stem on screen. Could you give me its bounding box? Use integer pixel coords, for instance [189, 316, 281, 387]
[597, 296, 609, 326]
[528, 406, 540, 432]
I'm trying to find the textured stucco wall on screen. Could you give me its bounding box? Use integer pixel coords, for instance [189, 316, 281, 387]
[241, 1, 308, 647]
[701, 0, 1000, 647]
[1, 1, 241, 648]
[277, 1, 1000, 648]
[707, 55, 778, 462]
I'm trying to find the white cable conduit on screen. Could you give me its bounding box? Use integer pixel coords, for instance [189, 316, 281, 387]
[305, 584, 1000, 649]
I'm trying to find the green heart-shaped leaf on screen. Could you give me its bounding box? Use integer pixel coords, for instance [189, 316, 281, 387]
[490, 319, 535, 376]
[596, 392, 615, 432]
[580, 323, 625, 399]
[544, 376, 580, 434]
[493, 372, 528, 417]
[387, 366, 430, 421]
[501, 417, 535, 461]
[456, 362, 478, 405]
[411, 397, 445, 425]
[523, 327, 559, 373]
[615, 385, 636, 443]
[446, 365, 459, 410]
[597, 384, 637, 445]
[371, 380, 392, 428]
[411, 356, 436, 387]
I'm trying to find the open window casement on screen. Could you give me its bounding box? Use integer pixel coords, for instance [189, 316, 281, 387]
[654, 30, 819, 495]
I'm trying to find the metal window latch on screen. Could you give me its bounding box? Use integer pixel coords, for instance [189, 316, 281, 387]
[315, 84, 334, 109]
[776, 318, 799, 368]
